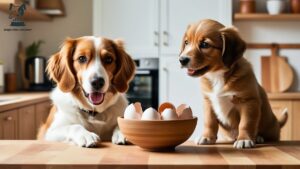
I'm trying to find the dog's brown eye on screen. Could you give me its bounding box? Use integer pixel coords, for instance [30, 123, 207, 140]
[199, 42, 210, 48]
[184, 40, 189, 45]
[78, 56, 87, 63]
[103, 56, 113, 64]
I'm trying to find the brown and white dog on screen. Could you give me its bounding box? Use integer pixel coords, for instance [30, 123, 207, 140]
[37, 36, 135, 147]
[179, 19, 287, 149]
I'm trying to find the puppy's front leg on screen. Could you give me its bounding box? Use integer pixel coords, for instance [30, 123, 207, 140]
[45, 124, 100, 148]
[234, 100, 261, 149]
[195, 97, 219, 145]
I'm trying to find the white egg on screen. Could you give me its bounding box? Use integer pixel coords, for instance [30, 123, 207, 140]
[177, 104, 193, 120]
[124, 103, 141, 120]
[141, 107, 161, 120]
[161, 108, 178, 120]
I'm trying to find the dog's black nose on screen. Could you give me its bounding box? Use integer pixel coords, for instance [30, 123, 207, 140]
[91, 77, 105, 90]
[179, 57, 190, 66]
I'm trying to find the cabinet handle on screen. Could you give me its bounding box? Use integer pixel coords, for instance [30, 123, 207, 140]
[154, 31, 159, 46]
[163, 31, 169, 46]
[5, 116, 13, 121]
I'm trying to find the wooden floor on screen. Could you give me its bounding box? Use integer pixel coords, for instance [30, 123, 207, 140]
[0, 140, 300, 169]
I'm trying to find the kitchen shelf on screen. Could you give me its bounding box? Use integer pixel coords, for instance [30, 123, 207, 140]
[234, 13, 300, 21]
[0, 3, 51, 21]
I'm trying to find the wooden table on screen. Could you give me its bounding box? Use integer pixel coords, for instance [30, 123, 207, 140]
[0, 140, 300, 169]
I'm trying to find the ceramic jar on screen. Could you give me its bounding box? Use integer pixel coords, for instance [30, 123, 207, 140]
[240, 0, 256, 13]
[267, 0, 286, 15]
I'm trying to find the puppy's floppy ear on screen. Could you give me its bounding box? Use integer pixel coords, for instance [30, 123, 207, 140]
[180, 25, 191, 54]
[220, 27, 246, 68]
[112, 39, 136, 93]
[46, 38, 76, 92]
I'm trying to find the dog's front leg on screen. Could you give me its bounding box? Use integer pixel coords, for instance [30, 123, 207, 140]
[195, 97, 219, 145]
[45, 124, 100, 148]
[234, 100, 261, 149]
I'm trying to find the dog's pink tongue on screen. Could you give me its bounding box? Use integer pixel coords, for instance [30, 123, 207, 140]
[88, 92, 104, 105]
[187, 69, 195, 75]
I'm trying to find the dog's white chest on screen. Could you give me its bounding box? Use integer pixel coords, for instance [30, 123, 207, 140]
[204, 71, 234, 125]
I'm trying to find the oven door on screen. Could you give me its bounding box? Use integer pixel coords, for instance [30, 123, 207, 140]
[127, 69, 158, 110]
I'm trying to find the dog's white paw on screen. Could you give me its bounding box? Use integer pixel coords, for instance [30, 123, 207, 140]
[72, 131, 100, 148]
[194, 136, 216, 145]
[256, 136, 264, 144]
[233, 139, 255, 149]
[112, 128, 127, 145]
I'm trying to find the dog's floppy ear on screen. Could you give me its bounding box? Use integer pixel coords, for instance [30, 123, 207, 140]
[112, 39, 136, 93]
[46, 38, 76, 92]
[220, 27, 246, 68]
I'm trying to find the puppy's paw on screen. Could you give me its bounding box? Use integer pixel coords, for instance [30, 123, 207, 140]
[256, 136, 264, 144]
[73, 131, 100, 148]
[233, 139, 255, 149]
[112, 129, 127, 145]
[194, 136, 216, 145]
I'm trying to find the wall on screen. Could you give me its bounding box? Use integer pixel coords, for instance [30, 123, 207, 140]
[23, 0, 93, 58]
[0, 12, 24, 73]
[233, 0, 300, 91]
[0, 0, 92, 74]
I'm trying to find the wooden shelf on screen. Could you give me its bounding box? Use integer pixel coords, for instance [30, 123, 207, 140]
[234, 13, 300, 21]
[0, 3, 51, 21]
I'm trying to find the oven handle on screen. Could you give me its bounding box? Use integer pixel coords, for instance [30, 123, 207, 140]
[135, 70, 151, 75]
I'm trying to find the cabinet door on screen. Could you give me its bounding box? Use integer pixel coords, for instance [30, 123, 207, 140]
[292, 101, 300, 140]
[93, 0, 159, 58]
[159, 56, 204, 139]
[269, 100, 292, 140]
[35, 101, 52, 133]
[0, 110, 18, 139]
[160, 0, 232, 55]
[18, 105, 36, 140]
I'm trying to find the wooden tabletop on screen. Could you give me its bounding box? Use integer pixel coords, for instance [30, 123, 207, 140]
[267, 92, 300, 100]
[0, 141, 300, 169]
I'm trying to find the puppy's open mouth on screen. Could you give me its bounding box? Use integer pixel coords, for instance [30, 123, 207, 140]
[83, 90, 105, 105]
[187, 66, 210, 77]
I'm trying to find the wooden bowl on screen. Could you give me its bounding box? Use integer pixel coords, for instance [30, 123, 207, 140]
[118, 117, 197, 151]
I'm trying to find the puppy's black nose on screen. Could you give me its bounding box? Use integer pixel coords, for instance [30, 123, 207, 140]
[179, 57, 190, 66]
[91, 77, 105, 90]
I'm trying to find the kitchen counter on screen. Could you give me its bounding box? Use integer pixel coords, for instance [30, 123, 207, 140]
[0, 141, 299, 169]
[0, 92, 50, 112]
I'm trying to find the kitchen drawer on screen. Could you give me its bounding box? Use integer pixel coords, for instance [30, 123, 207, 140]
[0, 110, 18, 139]
[18, 105, 36, 139]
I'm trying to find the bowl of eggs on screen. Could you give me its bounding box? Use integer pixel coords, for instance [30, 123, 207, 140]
[118, 102, 197, 151]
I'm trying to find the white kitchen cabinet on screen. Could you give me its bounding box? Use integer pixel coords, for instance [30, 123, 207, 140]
[93, 0, 232, 58]
[159, 56, 204, 139]
[160, 0, 232, 55]
[93, 0, 160, 58]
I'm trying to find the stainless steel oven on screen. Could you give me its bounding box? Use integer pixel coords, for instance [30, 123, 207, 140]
[127, 58, 159, 110]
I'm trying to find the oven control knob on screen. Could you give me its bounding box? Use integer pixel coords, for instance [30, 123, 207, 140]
[144, 60, 150, 66]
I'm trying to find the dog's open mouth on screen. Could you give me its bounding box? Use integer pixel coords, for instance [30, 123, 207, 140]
[187, 66, 210, 77]
[83, 90, 105, 105]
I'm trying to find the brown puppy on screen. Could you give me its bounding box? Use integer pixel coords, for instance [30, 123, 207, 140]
[179, 19, 287, 149]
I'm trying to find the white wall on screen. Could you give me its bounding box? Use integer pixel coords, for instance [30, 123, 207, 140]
[23, 0, 93, 58]
[233, 0, 300, 91]
[235, 21, 300, 91]
[0, 12, 24, 73]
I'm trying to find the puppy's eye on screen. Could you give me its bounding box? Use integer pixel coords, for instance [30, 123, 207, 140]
[199, 42, 210, 48]
[184, 40, 189, 45]
[103, 56, 113, 64]
[78, 56, 87, 63]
